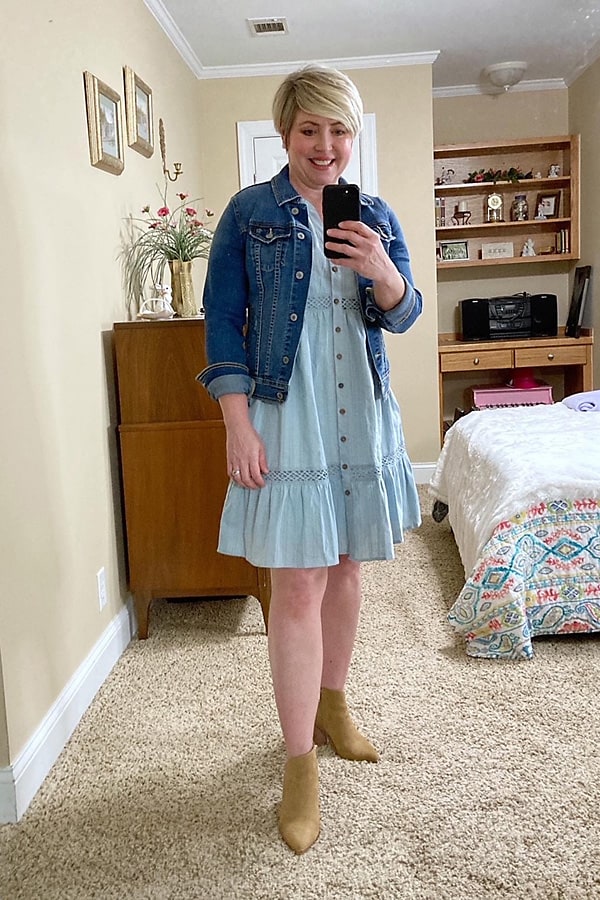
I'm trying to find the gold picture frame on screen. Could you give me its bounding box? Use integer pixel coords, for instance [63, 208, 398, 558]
[123, 66, 154, 158]
[83, 71, 124, 175]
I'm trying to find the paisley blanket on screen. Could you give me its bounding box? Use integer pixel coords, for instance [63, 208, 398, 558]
[430, 404, 600, 659]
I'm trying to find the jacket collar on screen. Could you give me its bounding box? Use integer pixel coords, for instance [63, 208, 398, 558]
[271, 165, 373, 208]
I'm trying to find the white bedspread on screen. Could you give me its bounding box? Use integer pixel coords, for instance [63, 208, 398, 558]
[430, 403, 600, 575]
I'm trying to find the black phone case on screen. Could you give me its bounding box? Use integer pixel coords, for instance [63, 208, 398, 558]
[323, 183, 360, 259]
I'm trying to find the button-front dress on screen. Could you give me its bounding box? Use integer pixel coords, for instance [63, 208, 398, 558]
[217, 202, 421, 568]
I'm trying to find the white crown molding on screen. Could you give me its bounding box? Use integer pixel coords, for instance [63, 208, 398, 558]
[195, 52, 440, 81]
[433, 77, 567, 98]
[0, 602, 134, 823]
[144, 0, 205, 75]
[565, 36, 600, 85]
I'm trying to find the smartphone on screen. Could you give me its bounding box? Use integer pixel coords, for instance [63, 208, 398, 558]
[322, 183, 360, 259]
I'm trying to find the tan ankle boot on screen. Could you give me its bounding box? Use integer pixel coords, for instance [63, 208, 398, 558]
[278, 747, 320, 853]
[313, 688, 379, 762]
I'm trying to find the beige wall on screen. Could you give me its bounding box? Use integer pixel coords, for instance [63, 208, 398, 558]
[198, 65, 440, 464]
[0, 0, 205, 764]
[569, 57, 600, 387]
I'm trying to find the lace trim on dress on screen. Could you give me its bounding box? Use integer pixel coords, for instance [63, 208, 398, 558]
[263, 447, 406, 484]
[306, 296, 361, 311]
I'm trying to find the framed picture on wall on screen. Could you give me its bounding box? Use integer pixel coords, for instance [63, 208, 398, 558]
[83, 71, 124, 175]
[123, 66, 154, 158]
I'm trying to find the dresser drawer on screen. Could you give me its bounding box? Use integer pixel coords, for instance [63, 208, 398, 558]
[440, 348, 513, 373]
[514, 344, 589, 368]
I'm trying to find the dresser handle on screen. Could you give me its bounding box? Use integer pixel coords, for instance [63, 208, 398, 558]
[547, 353, 555, 360]
[473, 357, 480, 365]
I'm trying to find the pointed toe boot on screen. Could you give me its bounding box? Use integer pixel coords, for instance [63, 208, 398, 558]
[278, 747, 320, 854]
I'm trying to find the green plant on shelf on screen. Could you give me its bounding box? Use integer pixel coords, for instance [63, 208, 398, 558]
[464, 167, 533, 184]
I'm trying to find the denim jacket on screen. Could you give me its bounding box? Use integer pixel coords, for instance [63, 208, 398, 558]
[197, 166, 422, 403]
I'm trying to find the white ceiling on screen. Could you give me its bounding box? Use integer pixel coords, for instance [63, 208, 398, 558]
[145, 0, 600, 94]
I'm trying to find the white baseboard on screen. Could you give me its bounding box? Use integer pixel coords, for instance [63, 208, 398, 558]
[0, 601, 135, 824]
[413, 462, 436, 485]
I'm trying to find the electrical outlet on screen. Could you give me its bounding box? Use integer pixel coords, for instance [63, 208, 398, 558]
[96, 567, 108, 611]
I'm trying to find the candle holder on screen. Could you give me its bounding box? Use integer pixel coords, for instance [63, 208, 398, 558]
[451, 210, 471, 226]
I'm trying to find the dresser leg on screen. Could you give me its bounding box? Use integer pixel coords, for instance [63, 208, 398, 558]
[134, 592, 153, 639]
[257, 568, 271, 633]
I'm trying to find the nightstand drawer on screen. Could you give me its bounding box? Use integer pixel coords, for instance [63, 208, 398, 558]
[514, 345, 589, 368]
[440, 348, 513, 373]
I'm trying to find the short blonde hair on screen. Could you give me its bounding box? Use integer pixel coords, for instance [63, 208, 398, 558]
[272, 65, 363, 142]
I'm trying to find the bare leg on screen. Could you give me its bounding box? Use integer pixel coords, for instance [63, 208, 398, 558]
[320, 556, 362, 690]
[268, 566, 328, 758]
[315, 557, 378, 761]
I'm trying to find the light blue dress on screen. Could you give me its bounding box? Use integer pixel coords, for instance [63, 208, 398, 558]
[217, 203, 421, 568]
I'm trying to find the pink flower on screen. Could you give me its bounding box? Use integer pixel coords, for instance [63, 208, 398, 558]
[157, 207, 170, 217]
[185, 207, 197, 217]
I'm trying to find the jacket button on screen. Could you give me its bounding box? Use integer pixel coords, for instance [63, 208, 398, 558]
[298, 232, 305, 240]
[282, 356, 289, 364]
[276, 392, 284, 401]
[295, 271, 304, 280]
[290, 313, 298, 321]
[291, 207, 300, 215]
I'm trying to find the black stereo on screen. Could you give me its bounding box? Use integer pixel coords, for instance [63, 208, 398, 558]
[460, 293, 558, 342]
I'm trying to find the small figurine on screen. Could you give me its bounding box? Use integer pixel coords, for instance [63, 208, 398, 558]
[137, 284, 175, 320]
[548, 164, 561, 178]
[521, 238, 536, 257]
[435, 167, 455, 185]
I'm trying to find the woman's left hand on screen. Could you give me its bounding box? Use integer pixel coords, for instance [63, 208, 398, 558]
[324, 221, 406, 311]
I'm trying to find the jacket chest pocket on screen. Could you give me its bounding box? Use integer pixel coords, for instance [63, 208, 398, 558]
[371, 222, 394, 251]
[249, 223, 292, 273]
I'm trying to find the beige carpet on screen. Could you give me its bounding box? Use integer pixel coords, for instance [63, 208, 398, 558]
[2, 492, 600, 900]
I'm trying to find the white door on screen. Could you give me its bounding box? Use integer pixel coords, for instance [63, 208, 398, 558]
[237, 115, 377, 193]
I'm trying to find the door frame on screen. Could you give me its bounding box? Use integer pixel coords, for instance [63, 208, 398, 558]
[236, 114, 378, 194]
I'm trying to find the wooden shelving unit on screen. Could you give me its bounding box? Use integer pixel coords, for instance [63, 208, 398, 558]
[434, 136, 580, 269]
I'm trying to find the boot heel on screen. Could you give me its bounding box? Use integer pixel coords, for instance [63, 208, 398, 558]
[312, 724, 327, 746]
[314, 688, 379, 762]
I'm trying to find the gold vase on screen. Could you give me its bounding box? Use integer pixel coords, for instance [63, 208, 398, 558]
[168, 259, 198, 317]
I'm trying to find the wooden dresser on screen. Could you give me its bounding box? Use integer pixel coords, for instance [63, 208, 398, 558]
[113, 319, 270, 638]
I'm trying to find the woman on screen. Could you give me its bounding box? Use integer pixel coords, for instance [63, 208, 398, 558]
[198, 65, 422, 854]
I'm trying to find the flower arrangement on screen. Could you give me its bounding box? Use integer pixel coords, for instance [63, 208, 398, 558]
[122, 188, 214, 310]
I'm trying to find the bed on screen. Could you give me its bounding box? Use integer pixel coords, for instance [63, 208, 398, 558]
[430, 394, 600, 660]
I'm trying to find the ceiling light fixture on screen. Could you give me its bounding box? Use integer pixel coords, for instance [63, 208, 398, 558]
[483, 61, 528, 92]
